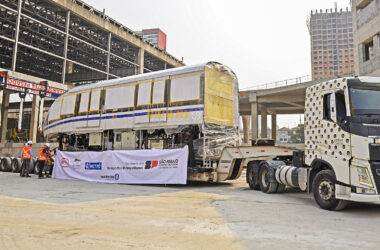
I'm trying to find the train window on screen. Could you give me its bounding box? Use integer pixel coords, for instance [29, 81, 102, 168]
[104, 85, 135, 111]
[48, 99, 62, 121]
[170, 73, 201, 103]
[60, 94, 76, 117]
[79, 92, 90, 114]
[137, 81, 152, 106]
[152, 79, 166, 104]
[89, 90, 101, 112]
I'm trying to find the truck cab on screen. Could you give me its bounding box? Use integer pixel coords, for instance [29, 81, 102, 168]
[305, 76, 380, 208]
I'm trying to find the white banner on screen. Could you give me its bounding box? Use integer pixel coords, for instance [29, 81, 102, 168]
[53, 146, 188, 184]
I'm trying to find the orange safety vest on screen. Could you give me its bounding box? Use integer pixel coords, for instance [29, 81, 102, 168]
[22, 146, 31, 159]
[38, 147, 47, 161]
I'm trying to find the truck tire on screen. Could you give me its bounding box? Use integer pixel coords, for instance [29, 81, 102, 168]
[246, 162, 260, 190]
[11, 158, 22, 173]
[276, 184, 286, 193]
[1, 157, 12, 172]
[312, 169, 348, 211]
[258, 162, 278, 193]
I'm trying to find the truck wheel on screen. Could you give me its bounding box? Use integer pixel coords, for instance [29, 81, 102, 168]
[312, 170, 348, 211]
[258, 163, 278, 193]
[246, 162, 260, 190]
[276, 184, 286, 193]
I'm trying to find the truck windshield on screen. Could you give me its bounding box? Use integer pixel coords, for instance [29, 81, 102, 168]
[350, 85, 380, 115]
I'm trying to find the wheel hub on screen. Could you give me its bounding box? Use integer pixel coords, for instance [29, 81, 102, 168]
[319, 180, 333, 201]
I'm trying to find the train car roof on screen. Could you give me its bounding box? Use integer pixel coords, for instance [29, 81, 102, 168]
[68, 61, 236, 93]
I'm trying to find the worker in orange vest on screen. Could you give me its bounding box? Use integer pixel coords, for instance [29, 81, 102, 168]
[37, 143, 50, 179]
[21, 141, 33, 177]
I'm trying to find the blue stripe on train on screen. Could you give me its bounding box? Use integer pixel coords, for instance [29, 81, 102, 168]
[44, 107, 204, 131]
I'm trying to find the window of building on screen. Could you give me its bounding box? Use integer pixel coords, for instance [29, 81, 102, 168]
[364, 40, 374, 62]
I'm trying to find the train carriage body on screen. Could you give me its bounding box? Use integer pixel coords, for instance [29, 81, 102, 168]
[43, 62, 239, 171]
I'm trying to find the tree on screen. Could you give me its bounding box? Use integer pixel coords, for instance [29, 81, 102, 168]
[291, 124, 304, 143]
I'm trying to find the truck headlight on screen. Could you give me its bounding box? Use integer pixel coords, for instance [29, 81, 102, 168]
[357, 167, 373, 187]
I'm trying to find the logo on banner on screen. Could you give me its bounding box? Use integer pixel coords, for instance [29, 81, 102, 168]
[60, 158, 70, 168]
[145, 160, 159, 169]
[144, 159, 179, 169]
[100, 174, 119, 180]
[85, 162, 102, 170]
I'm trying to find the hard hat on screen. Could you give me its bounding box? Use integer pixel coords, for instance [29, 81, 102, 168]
[27, 140, 33, 145]
[45, 143, 50, 148]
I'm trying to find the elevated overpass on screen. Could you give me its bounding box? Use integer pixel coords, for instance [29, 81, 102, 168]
[239, 76, 321, 143]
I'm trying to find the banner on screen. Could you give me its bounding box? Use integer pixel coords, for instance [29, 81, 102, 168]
[53, 146, 188, 184]
[0, 71, 66, 98]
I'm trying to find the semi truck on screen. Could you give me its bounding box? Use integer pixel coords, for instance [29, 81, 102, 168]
[42, 62, 380, 210]
[245, 76, 380, 210]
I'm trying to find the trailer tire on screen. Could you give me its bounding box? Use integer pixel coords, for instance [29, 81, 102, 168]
[258, 163, 278, 193]
[12, 158, 22, 173]
[34, 161, 39, 175]
[312, 169, 348, 211]
[1, 157, 12, 172]
[246, 162, 260, 190]
[29, 158, 36, 174]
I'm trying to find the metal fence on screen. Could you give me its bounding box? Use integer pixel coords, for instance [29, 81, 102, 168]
[240, 75, 312, 91]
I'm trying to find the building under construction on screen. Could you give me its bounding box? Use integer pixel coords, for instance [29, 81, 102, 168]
[0, 0, 184, 143]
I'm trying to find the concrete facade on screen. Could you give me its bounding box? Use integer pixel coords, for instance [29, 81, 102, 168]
[352, 0, 380, 76]
[308, 8, 355, 80]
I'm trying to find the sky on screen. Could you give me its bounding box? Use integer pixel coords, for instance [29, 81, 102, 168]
[84, 0, 351, 128]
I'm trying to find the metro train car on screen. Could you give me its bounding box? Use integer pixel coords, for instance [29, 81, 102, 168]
[43, 62, 239, 173]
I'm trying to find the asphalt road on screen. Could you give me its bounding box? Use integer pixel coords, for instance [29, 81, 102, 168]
[1, 171, 380, 249]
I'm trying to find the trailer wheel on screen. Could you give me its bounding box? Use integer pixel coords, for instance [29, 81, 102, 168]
[11, 158, 22, 173]
[258, 163, 278, 193]
[30, 158, 37, 174]
[246, 162, 260, 190]
[1, 157, 12, 172]
[312, 170, 348, 211]
[34, 161, 39, 175]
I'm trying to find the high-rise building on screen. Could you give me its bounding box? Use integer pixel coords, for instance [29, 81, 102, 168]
[308, 8, 355, 80]
[137, 29, 167, 51]
[352, 0, 380, 76]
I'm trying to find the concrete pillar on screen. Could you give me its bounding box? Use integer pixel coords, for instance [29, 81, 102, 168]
[260, 105, 268, 138]
[251, 102, 258, 139]
[62, 11, 70, 84]
[1, 91, 10, 142]
[11, 0, 22, 71]
[242, 115, 250, 144]
[136, 48, 145, 75]
[106, 32, 112, 80]
[271, 114, 277, 142]
[29, 95, 40, 143]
